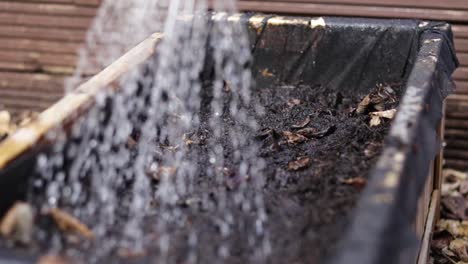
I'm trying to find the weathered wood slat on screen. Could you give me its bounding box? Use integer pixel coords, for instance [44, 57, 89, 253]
[446, 129, 468, 140]
[445, 149, 468, 160]
[0, 12, 93, 29]
[453, 67, 468, 81]
[0, 50, 77, 67]
[238, 1, 468, 22]
[0, 38, 81, 54]
[12, 0, 100, 6]
[0, 25, 86, 41]
[0, 73, 65, 90]
[0, 89, 63, 101]
[266, 0, 468, 10]
[0, 2, 97, 17]
[446, 139, 468, 150]
[445, 159, 468, 170]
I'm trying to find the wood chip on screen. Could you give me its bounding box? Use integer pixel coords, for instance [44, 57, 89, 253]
[297, 126, 336, 139]
[37, 255, 69, 264]
[369, 109, 397, 127]
[292, 116, 311, 129]
[48, 208, 94, 240]
[450, 239, 468, 262]
[0, 202, 34, 245]
[438, 219, 468, 237]
[287, 98, 301, 107]
[444, 169, 468, 181]
[340, 177, 367, 188]
[261, 68, 274, 77]
[357, 85, 396, 114]
[117, 248, 147, 259]
[356, 95, 371, 114]
[281, 131, 308, 145]
[288, 157, 311, 171]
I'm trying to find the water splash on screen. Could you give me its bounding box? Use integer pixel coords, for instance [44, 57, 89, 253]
[34, 0, 269, 263]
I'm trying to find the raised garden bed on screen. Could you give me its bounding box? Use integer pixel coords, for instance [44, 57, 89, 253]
[0, 14, 458, 264]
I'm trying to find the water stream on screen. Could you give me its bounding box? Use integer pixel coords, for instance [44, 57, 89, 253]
[34, 0, 269, 263]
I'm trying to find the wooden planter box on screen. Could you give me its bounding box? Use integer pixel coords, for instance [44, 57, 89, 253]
[0, 14, 458, 264]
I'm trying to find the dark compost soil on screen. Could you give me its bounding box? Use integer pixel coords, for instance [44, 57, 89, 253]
[0, 81, 401, 264]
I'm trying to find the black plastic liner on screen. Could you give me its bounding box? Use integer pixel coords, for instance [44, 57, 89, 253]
[0, 15, 458, 264]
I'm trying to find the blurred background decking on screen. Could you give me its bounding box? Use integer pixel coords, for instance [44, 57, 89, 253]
[0, 0, 466, 169]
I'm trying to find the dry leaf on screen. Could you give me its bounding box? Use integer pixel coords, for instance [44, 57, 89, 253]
[288, 157, 311, 171]
[281, 131, 308, 145]
[37, 255, 69, 264]
[255, 128, 277, 140]
[0, 110, 12, 136]
[261, 68, 275, 77]
[117, 248, 147, 259]
[450, 239, 468, 262]
[292, 116, 311, 129]
[370, 116, 382, 127]
[48, 208, 94, 239]
[442, 196, 468, 220]
[0, 202, 34, 245]
[356, 95, 371, 114]
[357, 85, 396, 114]
[297, 126, 336, 139]
[369, 109, 397, 127]
[340, 177, 367, 188]
[287, 99, 301, 107]
[438, 219, 468, 237]
[444, 169, 468, 181]
[431, 230, 454, 251]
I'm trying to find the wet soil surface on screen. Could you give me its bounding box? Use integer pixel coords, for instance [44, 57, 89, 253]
[0, 82, 401, 263]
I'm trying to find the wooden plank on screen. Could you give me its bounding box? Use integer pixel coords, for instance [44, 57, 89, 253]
[0, 50, 77, 67]
[0, 72, 65, 90]
[0, 25, 86, 42]
[453, 25, 468, 39]
[266, 0, 468, 10]
[0, 61, 40, 71]
[12, 0, 100, 6]
[445, 149, 468, 160]
[458, 53, 468, 67]
[0, 97, 56, 109]
[454, 81, 468, 94]
[415, 161, 434, 238]
[446, 128, 468, 140]
[238, 2, 468, 22]
[417, 190, 440, 264]
[0, 12, 93, 29]
[0, 2, 97, 17]
[434, 104, 445, 191]
[0, 38, 81, 54]
[446, 139, 468, 150]
[453, 67, 468, 81]
[446, 119, 468, 129]
[455, 38, 468, 53]
[445, 159, 468, 170]
[0, 89, 63, 101]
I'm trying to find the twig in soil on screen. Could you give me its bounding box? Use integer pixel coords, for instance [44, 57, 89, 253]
[340, 177, 367, 189]
[297, 125, 336, 139]
[281, 131, 308, 145]
[288, 157, 311, 171]
[47, 208, 94, 240]
[291, 116, 311, 129]
[0, 202, 34, 245]
[369, 109, 397, 127]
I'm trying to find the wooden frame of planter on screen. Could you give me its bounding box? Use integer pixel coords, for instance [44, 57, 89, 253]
[0, 14, 458, 264]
